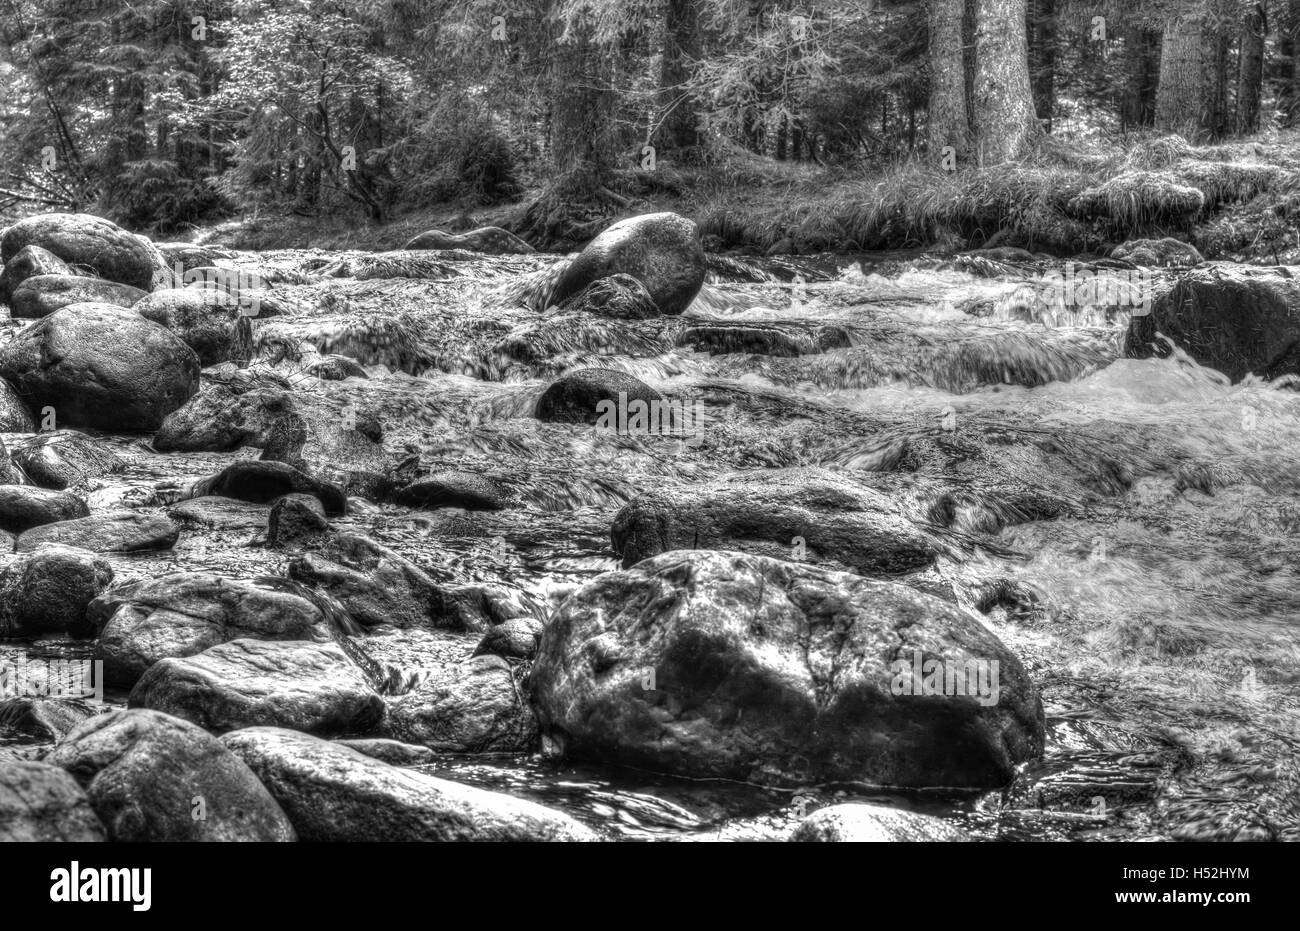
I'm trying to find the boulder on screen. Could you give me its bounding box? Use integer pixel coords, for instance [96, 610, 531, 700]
[1125, 265, 1300, 382]
[611, 468, 947, 576]
[392, 471, 507, 511]
[133, 288, 256, 366]
[222, 727, 593, 841]
[1, 213, 164, 291]
[7, 431, 125, 489]
[1111, 237, 1203, 267]
[267, 493, 329, 547]
[0, 303, 200, 431]
[0, 244, 73, 305]
[530, 549, 1044, 789]
[15, 509, 178, 554]
[44, 709, 295, 841]
[287, 533, 486, 631]
[9, 273, 146, 318]
[0, 486, 89, 534]
[0, 698, 106, 743]
[553, 273, 660, 320]
[153, 385, 300, 453]
[130, 639, 384, 736]
[403, 226, 535, 254]
[534, 368, 664, 426]
[383, 653, 536, 753]
[789, 803, 970, 842]
[0, 544, 113, 638]
[348, 628, 479, 694]
[549, 212, 706, 315]
[473, 616, 545, 661]
[166, 495, 269, 531]
[333, 737, 433, 766]
[302, 354, 367, 380]
[89, 572, 354, 687]
[0, 379, 34, 431]
[183, 461, 346, 515]
[0, 761, 107, 842]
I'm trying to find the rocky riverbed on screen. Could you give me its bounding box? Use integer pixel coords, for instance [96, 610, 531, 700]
[1, 212, 1297, 842]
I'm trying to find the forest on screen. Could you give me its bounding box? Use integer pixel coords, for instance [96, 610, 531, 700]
[1, 0, 1299, 254]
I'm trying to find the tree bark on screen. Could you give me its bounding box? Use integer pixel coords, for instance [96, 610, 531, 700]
[657, 0, 700, 155]
[1236, 3, 1267, 134]
[972, 0, 1040, 164]
[927, 0, 971, 158]
[1155, 0, 1235, 140]
[1027, 0, 1056, 131]
[1121, 26, 1161, 130]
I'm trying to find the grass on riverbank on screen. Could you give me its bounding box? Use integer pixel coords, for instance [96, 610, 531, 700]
[195, 130, 1300, 261]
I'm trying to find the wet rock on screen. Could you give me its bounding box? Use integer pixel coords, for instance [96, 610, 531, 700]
[534, 368, 664, 425]
[302, 353, 368, 380]
[549, 212, 706, 315]
[153, 242, 239, 272]
[1, 213, 164, 291]
[960, 247, 1038, 263]
[134, 288, 256, 366]
[473, 617, 545, 660]
[288, 533, 483, 631]
[0, 486, 89, 533]
[1111, 237, 1203, 267]
[0, 698, 106, 743]
[383, 653, 536, 753]
[789, 803, 970, 842]
[0, 761, 108, 842]
[611, 468, 946, 575]
[8, 431, 125, 490]
[16, 509, 178, 554]
[222, 727, 593, 841]
[393, 471, 507, 511]
[530, 549, 1044, 789]
[403, 226, 534, 254]
[0, 304, 200, 431]
[267, 493, 329, 547]
[166, 495, 269, 531]
[130, 639, 384, 736]
[679, 321, 852, 356]
[333, 737, 434, 766]
[1125, 265, 1300, 383]
[552, 273, 659, 320]
[0, 244, 73, 305]
[154, 385, 300, 454]
[0, 544, 113, 638]
[348, 628, 479, 694]
[184, 460, 346, 515]
[89, 572, 349, 687]
[45, 709, 295, 841]
[0, 379, 34, 432]
[9, 274, 146, 318]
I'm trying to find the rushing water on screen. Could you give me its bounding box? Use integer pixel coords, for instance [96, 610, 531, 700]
[3, 246, 1298, 841]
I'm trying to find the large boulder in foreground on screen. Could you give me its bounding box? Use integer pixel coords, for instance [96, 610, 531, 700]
[130, 639, 383, 736]
[382, 653, 536, 753]
[222, 727, 594, 841]
[10, 273, 146, 318]
[44, 709, 295, 841]
[0, 303, 200, 431]
[530, 549, 1044, 789]
[611, 468, 948, 576]
[549, 212, 706, 315]
[15, 509, 178, 554]
[89, 572, 355, 687]
[1125, 265, 1300, 382]
[1, 213, 164, 291]
[0, 761, 107, 842]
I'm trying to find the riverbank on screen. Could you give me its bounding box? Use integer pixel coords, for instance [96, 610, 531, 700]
[188, 131, 1300, 263]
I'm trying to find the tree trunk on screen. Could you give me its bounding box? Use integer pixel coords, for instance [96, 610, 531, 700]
[1156, 0, 1235, 140]
[1027, 0, 1056, 131]
[972, 0, 1040, 164]
[657, 0, 700, 155]
[1121, 26, 1161, 130]
[1236, 3, 1266, 134]
[928, 0, 971, 158]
